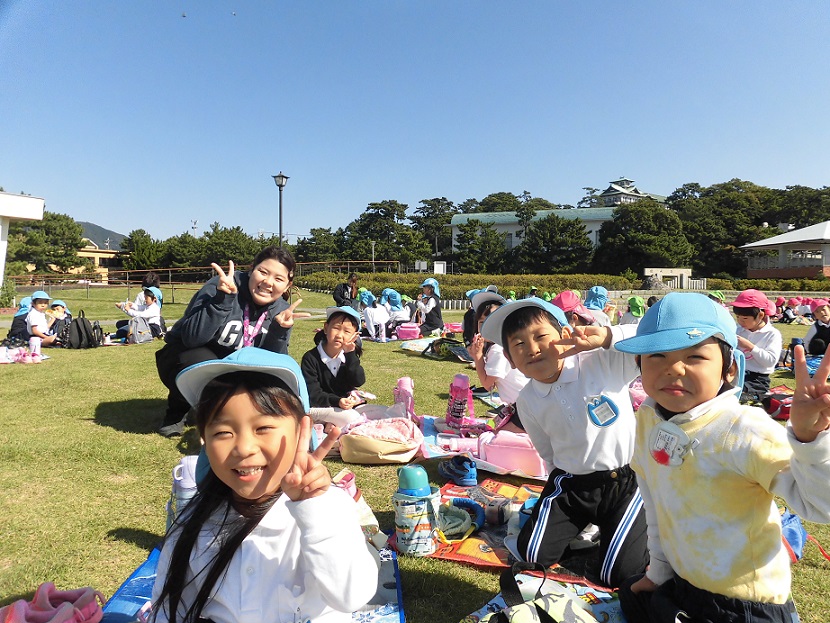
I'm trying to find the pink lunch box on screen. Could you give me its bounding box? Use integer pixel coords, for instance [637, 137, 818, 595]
[479, 430, 547, 478]
[396, 323, 421, 340]
[444, 322, 463, 333]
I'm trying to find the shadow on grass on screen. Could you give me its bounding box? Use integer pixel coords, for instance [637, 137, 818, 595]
[94, 399, 167, 434]
[107, 527, 164, 552]
[397, 563, 499, 623]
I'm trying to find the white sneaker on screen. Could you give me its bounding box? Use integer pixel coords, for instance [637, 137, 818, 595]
[569, 523, 600, 550]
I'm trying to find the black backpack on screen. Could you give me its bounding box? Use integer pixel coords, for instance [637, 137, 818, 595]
[60, 310, 102, 349]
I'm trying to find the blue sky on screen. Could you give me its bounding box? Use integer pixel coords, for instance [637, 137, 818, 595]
[1, 2, 828, 244]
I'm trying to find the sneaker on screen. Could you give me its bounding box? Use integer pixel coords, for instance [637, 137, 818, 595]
[471, 386, 490, 397]
[569, 523, 600, 550]
[158, 419, 185, 437]
[437, 455, 478, 487]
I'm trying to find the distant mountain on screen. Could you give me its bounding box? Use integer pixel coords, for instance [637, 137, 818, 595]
[78, 222, 126, 251]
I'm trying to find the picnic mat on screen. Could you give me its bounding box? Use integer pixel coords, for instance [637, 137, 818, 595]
[398, 337, 438, 353]
[419, 416, 548, 481]
[461, 570, 625, 623]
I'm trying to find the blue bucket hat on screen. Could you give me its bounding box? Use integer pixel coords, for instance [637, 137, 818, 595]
[480, 298, 570, 348]
[470, 290, 505, 314]
[176, 347, 310, 413]
[144, 286, 163, 307]
[359, 290, 376, 307]
[584, 286, 608, 311]
[326, 305, 362, 328]
[420, 277, 440, 298]
[466, 288, 482, 302]
[50, 299, 71, 314]
[380, 288, 402, 311]
[14, 297, 32, 317]
[31, 290, 50, 302]
[616, 293, 744, 392]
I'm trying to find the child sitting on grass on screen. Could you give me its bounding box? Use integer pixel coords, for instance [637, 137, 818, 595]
[731, 289, 782, 402]
[481, 298, 647, 587]
[615, 292, 830, 623]
[417, 277, 444, 336]
[26, 290, 59, 352]
[301, 306, 367, 428]
[151, 348, 379, 623]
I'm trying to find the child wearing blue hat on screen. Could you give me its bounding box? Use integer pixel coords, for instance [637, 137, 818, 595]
[480, 298, 647, 588]
[151, 348, 378, 623]
[614, 292, 830, 622]
[114, 286, 164, 340]
[26, 290, 58, 354]
[417, 277, 443, 336]
[4, 297, 32, 347]
[301, 306, 367, 428]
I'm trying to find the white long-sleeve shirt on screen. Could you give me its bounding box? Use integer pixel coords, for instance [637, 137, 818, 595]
[151, 488, 379, 623]
[633, 388, 830, 603]
[737, 321, 782, 374]
[123, 301, 161, 327]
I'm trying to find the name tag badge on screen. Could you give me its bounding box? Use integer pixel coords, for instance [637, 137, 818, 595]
[587, 395, 620, 427]
[649, 421, 695, 466]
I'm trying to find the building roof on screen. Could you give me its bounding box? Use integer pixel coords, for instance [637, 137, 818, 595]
[742, 221, 830, 250]
[450, 207, 616, 226]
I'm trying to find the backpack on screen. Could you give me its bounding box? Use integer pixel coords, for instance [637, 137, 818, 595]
[61, 311, 101, 349]
[127, 316, 154, 344]
[422, 337, 473, 363]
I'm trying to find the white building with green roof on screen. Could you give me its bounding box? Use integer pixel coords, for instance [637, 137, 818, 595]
[449, 206, 615, 251]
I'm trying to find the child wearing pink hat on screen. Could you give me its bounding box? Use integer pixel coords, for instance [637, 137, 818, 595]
[551, 291, 596, 327]
[731, 289, 783, 402]
[805, 299, 830, 355]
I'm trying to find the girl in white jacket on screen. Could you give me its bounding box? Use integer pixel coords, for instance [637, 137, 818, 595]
[151, 349, 378, 623]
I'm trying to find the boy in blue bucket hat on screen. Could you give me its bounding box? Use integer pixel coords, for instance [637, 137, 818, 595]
[614, 292, 830, 623]
[480, 297, 647, 588]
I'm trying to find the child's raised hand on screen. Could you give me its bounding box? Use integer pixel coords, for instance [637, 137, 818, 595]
[211, 261, 238, 295]
[557, 325, 612, 358]
[274, 299, 312, 328]
[281, 416, 339, 501]
[468, 334, 485, 361]
[790, 344, 830, 443]
[342, 332, 359, 354]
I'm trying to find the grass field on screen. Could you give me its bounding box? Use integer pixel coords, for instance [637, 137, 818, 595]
[1, 288, 829, 622]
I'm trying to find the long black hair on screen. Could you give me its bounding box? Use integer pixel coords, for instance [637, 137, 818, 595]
[152, 372, 304, 623]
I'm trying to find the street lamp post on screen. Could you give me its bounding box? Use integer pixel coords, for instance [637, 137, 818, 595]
[272, 172, 289, 247]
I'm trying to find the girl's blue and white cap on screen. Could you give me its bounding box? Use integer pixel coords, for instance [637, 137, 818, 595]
[480, 299, 570, 347]
[144, 286, 163, 306]
[615, 292, 738, 354]
[31, 290, 50, 301]
[175, 347, 310, 412]
[326, 305, 362, 326]
[470, 290, 505, 312]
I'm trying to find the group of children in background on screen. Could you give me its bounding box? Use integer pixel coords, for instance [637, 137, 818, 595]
[3, 290, 71, 359]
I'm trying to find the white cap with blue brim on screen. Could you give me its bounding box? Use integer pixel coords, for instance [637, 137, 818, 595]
[175, 347, 310, 413]
[480, 299, 570, 348]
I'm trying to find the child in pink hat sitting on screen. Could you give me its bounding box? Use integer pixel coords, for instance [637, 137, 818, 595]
[731, 289, 782, 402]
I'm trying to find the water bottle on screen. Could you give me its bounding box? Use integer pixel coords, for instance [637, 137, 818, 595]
[166, 455, 199, 529]
[392, 465, 439, 556]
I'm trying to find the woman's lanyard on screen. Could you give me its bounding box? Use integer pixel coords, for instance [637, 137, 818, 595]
[242, 305, 268, 347]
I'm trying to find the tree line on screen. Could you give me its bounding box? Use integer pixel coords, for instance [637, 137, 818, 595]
[5, 179, 830, 279]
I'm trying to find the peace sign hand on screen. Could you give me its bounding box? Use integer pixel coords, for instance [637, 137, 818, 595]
[274, 299, 311, 328]
[790, 344, 830, 443]
[211, 261, 238, 295]
[281, 416, 340, 501]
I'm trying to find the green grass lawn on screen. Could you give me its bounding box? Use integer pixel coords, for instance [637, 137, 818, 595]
[1, 291, 828, 622]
